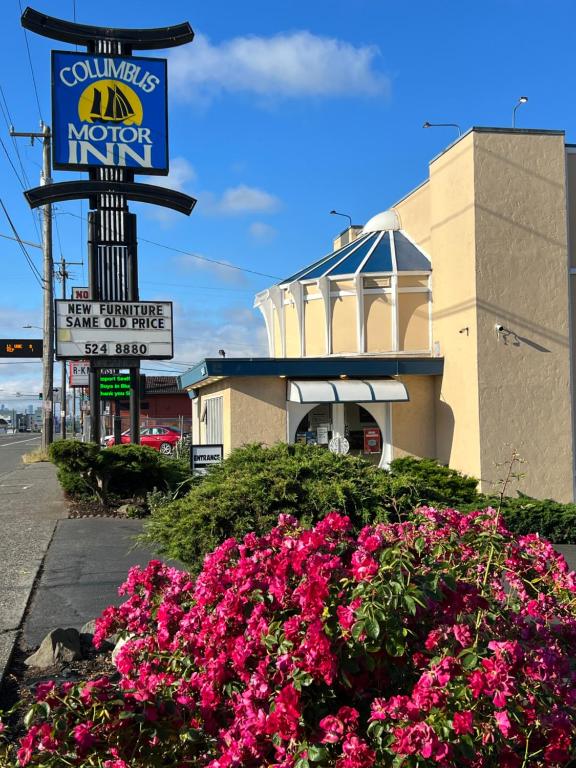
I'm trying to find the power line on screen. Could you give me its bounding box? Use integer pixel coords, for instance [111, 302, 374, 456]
[139, 279, 253, 293]
[0, 86, 31, 188]
[0, 83, 43, 243]
[0, 133, 25, 188]
[0, 231, 41, 249]
[0, 197, 44, 287]
[59, 210, 280, 280]
[18, 0, 43, 123]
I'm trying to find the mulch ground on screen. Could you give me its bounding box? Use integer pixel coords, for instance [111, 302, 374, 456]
[0, 638, 115, 747]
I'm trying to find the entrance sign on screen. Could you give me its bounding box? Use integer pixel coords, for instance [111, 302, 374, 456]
[55, 300, 173, 359]
[52, 51, 168, 174]
[191, 444, 223, 474]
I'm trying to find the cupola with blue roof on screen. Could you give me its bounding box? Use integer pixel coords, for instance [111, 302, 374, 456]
[255, 210, 432, 358]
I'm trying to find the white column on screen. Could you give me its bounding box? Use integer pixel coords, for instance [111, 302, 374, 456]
[362, 402, 392, 468]
[286, 402, 318, 443]
[332, 403, 345, 438]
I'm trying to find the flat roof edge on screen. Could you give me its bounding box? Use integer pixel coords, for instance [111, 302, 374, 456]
[179, 356, 445, 389]
[429, 126, 566, 166]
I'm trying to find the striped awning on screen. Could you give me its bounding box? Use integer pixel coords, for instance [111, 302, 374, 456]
[287, 379, 409, 404]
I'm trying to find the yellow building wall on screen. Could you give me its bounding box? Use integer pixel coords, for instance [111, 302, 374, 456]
[364, 294, 392, 352]
[331, 297, 357, 353]
[398, 293, 430, 351]
[473, 131, 572, 500]
[391, 375, 436, 459]
[394, 182, 431, 253]
[567, 153, 576, 269]
[426, 132, 482, 481]
[304, 299, 326, 356]
[284, 303, 300, 357]
[229, 377, 287, 451]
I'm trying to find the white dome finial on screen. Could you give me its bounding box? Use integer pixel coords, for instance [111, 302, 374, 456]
[363, 209, 400, 233]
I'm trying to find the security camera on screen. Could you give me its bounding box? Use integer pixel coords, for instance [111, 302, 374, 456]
[495, 324, 504, 332]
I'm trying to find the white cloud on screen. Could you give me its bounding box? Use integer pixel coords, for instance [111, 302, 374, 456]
[201, 184, 281, 216]
[169, 31, 388, 101]
[142, 156, 197, 225]
[173, 252, 248, 287]
[249, 221, 277, 243]
[171, 302, 267, 361]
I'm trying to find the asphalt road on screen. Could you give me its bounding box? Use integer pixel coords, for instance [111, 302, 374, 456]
[0, 433, 42, 478]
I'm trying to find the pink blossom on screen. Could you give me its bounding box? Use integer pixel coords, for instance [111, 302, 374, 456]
[494, 710, 512, 737]
[453, 710, 474, 735]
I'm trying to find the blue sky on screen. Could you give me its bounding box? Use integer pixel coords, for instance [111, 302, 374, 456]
[0, 0, 574, 404]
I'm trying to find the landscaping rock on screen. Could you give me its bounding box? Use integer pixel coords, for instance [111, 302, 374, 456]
[111, 635, 130, 664]
[80, 618, 97, 637]
[25, 628, 82, 668]
[80, 618, 116, 649]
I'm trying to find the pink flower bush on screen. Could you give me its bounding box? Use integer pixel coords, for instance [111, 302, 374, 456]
[15, 508, 576, 766]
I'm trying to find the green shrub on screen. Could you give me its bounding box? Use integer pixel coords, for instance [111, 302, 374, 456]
[55, 465, 93, 498]
[49, 440, 191, 504]
[141, 442, 394, 569]
[459, 493, 576, 544]
[388, 456, 480, 510]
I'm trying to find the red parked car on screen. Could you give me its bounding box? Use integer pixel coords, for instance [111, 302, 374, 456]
[104, 425, 182, 454]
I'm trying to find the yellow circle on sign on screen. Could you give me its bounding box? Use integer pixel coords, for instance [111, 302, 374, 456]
[78, 80, 143, 126]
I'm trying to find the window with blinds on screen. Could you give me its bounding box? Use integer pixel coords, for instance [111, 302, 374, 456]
[205, 396, 223, 444]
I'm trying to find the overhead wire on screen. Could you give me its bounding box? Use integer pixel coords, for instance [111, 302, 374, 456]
[0, 84, 43, 242]
[0, 197, 44, 288]
[59, 210, 281, 280]
[18, 0, 43, 123]
[0, 86, 31, 187]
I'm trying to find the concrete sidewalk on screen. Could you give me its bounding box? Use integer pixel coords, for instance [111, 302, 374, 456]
[0, 461, 170, 686]
[23, 518, 164, 648]
[0, 461, 69, 686]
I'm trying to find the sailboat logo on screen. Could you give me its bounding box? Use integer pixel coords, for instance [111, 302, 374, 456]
[78, 80, 143, 126]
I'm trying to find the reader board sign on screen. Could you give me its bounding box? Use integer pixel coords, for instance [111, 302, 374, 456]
[191, 444, 223, 475]
[55, 300, 173, 360]
[99, 372, 131, 399]
[52, 51, 168, 174]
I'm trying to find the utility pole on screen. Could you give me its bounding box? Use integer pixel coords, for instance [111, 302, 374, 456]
[55, 257, 82, 439]
[11, 123, 54, 450]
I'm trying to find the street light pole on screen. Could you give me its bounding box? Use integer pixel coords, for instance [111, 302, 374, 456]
[12, 124, 55, 450]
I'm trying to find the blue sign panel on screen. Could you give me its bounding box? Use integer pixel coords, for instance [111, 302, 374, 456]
[51, 51, 168, 174]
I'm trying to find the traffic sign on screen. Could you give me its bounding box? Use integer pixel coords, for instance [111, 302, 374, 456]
[0, 339, 43, 358]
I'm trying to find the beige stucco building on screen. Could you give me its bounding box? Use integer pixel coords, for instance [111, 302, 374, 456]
[180, 127, 576, 501]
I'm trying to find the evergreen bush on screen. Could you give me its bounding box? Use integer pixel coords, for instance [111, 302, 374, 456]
[141, 442, 394, 568]
[49, 440, 190, 504]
